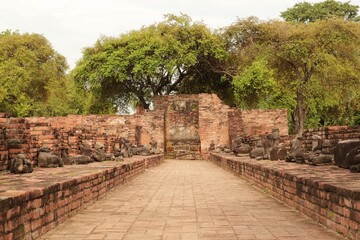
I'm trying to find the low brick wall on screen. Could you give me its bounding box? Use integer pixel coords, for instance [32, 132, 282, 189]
[209, 153, 360, 240]
[0, 155, 164, 240]
[302, 125, 360, 152]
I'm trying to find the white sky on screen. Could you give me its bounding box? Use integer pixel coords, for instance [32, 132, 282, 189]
[1, 0, 355, 69]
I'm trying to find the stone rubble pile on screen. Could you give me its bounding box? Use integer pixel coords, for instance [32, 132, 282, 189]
[6, 138, 160, 174]
[209, 128, 360, 173]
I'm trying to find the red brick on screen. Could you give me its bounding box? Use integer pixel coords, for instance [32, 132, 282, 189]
[30, 199, 42, 209]
[30, 219, 41, 231]
[6, 206, 20, 220]
[4, 220, 15, 232]
[4, 232, 13, 240]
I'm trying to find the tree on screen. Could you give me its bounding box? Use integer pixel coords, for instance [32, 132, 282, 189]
[223, 17, 297, 113]
[224, 18, 360, 134]
[72, 14, 226, 111]
[281, 0, 360, 23]
[232, 58, 278, 109]
[268, 19, 360, 133]
[0, 30, 74, 117]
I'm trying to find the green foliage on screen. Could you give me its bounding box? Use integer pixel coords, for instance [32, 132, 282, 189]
[232, 58, 277, 109]
[2, 7, 359, 135]
[224, 18, 360, 133]
[72, 14, 227, 111]
[281, 0, 360, 23]
[0, 30, 79, 117]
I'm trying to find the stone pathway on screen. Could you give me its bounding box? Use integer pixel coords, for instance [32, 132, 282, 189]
[39, 160, 342, 240]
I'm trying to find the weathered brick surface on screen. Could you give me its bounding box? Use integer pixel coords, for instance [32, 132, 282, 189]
[0, 94, 289, 168]
[229, 108, 288, 138]
[199, 94, 230, 157]
[241, 109, 288, 136]
[209, 153, 360, 240]
[0, 155, 164, 240]
[162, 95, 201, 159]
[303, 126, 360, 153]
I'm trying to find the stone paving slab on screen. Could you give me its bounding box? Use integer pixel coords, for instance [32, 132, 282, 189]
[38, 160, 343, 240]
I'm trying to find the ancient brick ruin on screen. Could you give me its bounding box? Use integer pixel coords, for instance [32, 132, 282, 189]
[0, 94, 288, 171]
[2, 93, 360, 240]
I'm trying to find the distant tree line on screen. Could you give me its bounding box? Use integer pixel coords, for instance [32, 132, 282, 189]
[0, 0, 359, 134]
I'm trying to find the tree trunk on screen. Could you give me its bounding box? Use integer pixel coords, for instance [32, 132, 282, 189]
[294, 89, 306, 135]
[137, 95, 150, 110]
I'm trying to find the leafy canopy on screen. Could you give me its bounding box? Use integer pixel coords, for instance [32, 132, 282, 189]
[281, 0, 360, 23]
[232, 58, 278, 109]
[0, 30, 77, 117]
[72, 14, 226, 111]
[224, 17, 360, 133]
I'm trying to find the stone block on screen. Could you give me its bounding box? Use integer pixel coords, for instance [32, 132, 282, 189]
[38, 152, 63, 168]
[334, 140, 360, 168]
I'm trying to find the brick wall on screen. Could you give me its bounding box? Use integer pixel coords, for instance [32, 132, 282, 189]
[227, 108, 288, 147]
[209, 153, 360, 240]
[162, 95, 201, 159]
[0, 113, 9, 171]
[0, 94, 290, 168]
[239, 108, 288, 136]
[198, 94, 230, 157]
[0, 112, 166, 167]
[0, 116, 30, 169]
[228, 109, 243, 147]
[302, 126, 360, 152]
[0, 155, 164, 240]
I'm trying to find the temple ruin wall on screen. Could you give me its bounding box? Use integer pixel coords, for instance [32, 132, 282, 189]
[0, 94, 288, 170]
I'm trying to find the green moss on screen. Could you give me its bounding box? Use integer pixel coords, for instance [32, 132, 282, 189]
[191, 103, 198, 110]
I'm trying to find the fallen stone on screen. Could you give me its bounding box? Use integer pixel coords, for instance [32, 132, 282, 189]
[80, 144, 105, 162]
[113, 146, 122, 157]
[223, 148, 232, 154]
[345, 146, 360, 167]
[103, 153, 115, 161]
[250, 148, 264, 159]
[38, 152, 64, 168]
[94, 142, 105, 150]
[334, 140, 360, 168]
[132, 146, 151, 156]
[114, 156, 124, 162]
[209, 140, 215, 151]
[233, 144, 252, 155]
[9, 154, 33, 174]
[308, 154, 333, 166]
[269, 145, 287, 161]
[350, 164, 360, 173]
[311, 135, 322, 152]
[61, 147, 73, 165]
[70, 155, 94, 165]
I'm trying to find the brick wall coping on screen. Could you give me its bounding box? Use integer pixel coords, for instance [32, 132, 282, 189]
[209, 153, 360, 239]
[0, 155, 164, 240]
[211, 153, 360, 199]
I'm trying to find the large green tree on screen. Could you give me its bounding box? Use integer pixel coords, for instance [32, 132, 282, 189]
[72, 14, 227, 111]
[224, 18, 360, 134]
[281, 0, 360, 23]
[0, 30, 75, 117]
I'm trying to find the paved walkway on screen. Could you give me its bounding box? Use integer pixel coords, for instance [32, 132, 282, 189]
[39, 160, 342, 240]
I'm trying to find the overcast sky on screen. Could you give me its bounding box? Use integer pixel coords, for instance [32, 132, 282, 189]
[1, 0, 351, 69]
